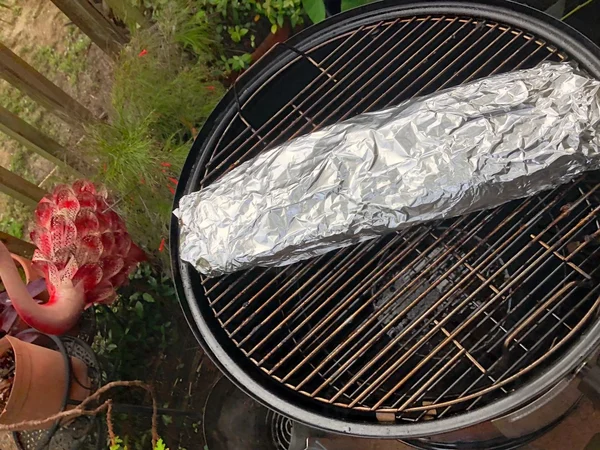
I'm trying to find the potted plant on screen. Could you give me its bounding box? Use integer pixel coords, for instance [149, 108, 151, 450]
[0, 335, 90, 430]
[0, 254, 47, 338]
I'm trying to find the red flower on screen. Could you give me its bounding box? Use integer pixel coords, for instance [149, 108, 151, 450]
[140, 177, 145, 185]
[206, 85, 216, 91]
[168, 177, 178, 186]
[160, 162, 171, 167]
[168, 186, 176, 195]
[158, 237, 165, 252]
[138, 49, 148, 57]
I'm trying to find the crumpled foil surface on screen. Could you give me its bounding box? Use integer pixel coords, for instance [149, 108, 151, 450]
[175, 62, 600, 277]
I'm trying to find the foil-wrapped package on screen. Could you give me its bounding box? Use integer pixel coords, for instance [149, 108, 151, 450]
[175, 62, 600, 277]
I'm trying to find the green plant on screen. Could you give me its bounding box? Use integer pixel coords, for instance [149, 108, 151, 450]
[110, 437, 170, 450]
[302, 0, 373, 23]
[195, 0, 304, 71]
[227, 24, 249, 43]
[93, 263, 179, 381]
[87, 24, 223, 254]
[221, 52, 252, 71]
[0, 196, 31, 242]
[33, 29, 91, 85]
[0, 217, 24, 239]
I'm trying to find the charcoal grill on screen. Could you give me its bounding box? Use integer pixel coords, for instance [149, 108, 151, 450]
[172, 1, 600, 447]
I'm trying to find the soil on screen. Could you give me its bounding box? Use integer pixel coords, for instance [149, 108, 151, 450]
[0, 349, 15, 413]
[0, 0, 113, 236]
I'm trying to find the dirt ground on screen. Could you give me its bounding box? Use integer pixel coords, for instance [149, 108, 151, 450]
[0, 0, 113, 236]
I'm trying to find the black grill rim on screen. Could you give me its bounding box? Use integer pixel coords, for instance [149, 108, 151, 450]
[171, 0, 600, 438]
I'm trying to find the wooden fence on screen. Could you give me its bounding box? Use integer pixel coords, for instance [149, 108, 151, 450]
[0, 0, 141, 256]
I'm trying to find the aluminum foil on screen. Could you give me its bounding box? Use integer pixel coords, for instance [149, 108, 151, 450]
[175, 62, 600, 277]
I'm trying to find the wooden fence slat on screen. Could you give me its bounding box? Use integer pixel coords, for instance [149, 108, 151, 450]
[0, 105, 83, 176]
[0, 166, 47, 208]
[0, 42, 95, 127]
[0, 232, 36, 259]
[50, 0, 128, 58]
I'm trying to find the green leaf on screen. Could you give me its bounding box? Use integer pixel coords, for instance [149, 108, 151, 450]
[142, 293, 155, 303]
[341, 0, 372, 11]
[154, 439, 167, 450]
[302, 0, 325, 23]
[162, 414, 173, 425]
[135, 301, 144, 319]
[271, 23, 278, 34]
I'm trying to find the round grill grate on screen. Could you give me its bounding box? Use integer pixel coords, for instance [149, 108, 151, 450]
[175, 2, 600, 432]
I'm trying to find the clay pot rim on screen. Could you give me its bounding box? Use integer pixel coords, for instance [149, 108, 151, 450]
[0, 335, 35, 424]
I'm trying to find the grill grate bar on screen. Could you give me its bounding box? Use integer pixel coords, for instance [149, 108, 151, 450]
[206, 22, 375, 166]
[535, 238, 591, 279]
[514, 42, 558, 71]
[336, 186, 573, 402]
[205, 18, 414, 179]
[236, 238, 376, 346]
[272, 213, 476, 380]
[396, 269, 585, 411]
[366, 200, 600, 410]
[205, 268, 262, 300]
[435, 25, 521, 91]
[323, 184, 572, 403]
[395, 268, 600, 414]
[502, 282, 579, 355]
[461, 30, 525, 83]
[435, 320, 487, 373]
[212, 266, 294, 310]
[261, 226, 436, 369]
[216, 265, 302, 320]
[383, 286, 600, 414]
[389, 23, 507, 105]
[299, 208, 504, 392]
[245, 232, 407, 357]
[343, 183, 596, 407]
[411, 242, 600, 419]
[308, 18, 483, 138]
[456, 280, 600, 414]
[226, 254, 329, 334]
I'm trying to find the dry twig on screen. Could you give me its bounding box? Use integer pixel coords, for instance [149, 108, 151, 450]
[0, 380, 158, 447]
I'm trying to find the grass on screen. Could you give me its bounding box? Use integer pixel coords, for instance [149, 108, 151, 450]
[0, 216, 23, 239]
[33, 28, 91, 86]
[87, 13, 224, 258]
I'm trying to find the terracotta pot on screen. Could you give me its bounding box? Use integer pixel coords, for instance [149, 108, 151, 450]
[0, 335, 91, 430]
[250, 21, 292, 63]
